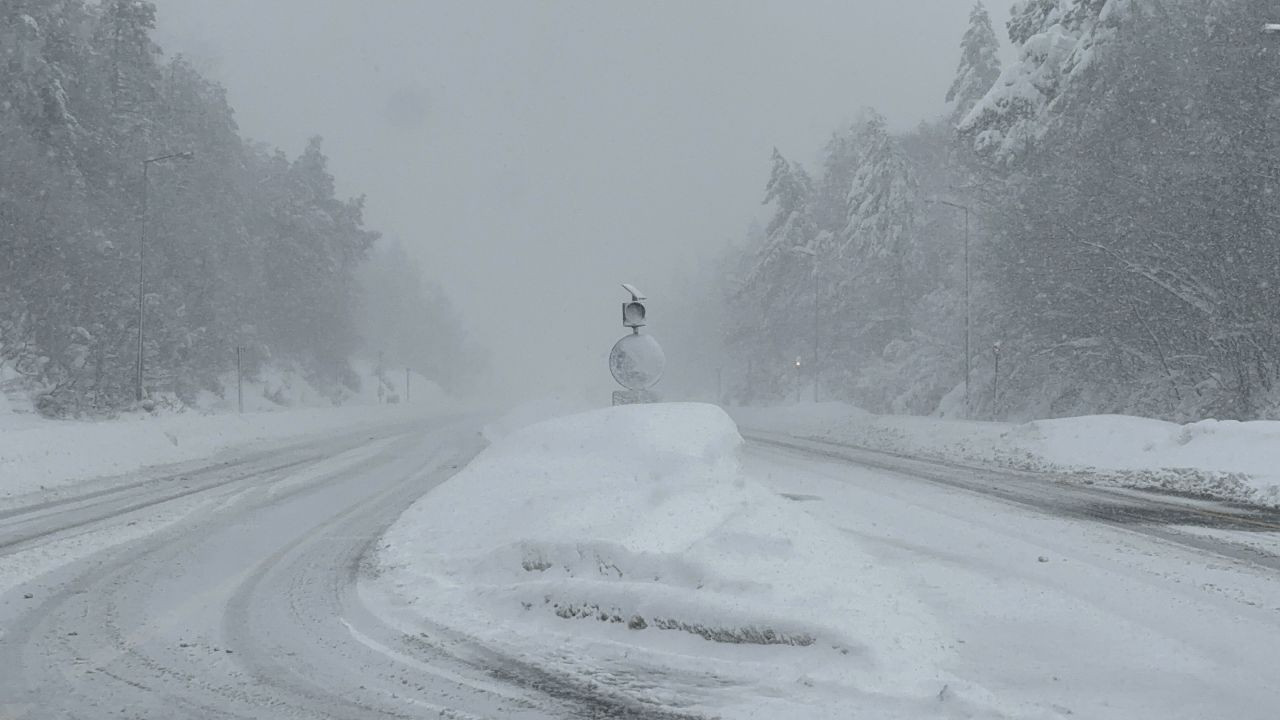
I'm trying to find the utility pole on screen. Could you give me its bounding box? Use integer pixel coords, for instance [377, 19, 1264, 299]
[377, 350, 385, 403]
[405, 368, 411, 403]
[790, 245, 821, 403]
[811, 257, 819, 403]
[992, 341, 1002, 419]
[135, 150, 195, 403]
[794, 356, 803, 403]
[236, 346, 244, 414]
[962, 203, 971, 416]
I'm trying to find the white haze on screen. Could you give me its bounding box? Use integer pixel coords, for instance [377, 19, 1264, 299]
[149, 0, 1010, 402]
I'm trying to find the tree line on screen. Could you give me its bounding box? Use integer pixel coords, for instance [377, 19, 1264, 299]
[0, 0, 476, 415]
[723, 0, 1280, 421]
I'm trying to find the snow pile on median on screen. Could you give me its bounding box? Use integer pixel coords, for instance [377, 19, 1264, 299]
[372, 404, 992, 718]
[733, 404, 1280, 507]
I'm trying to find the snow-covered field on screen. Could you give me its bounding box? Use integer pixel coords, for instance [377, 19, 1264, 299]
[369, 403, 1012, 718]
[732, 403, 1280, 508]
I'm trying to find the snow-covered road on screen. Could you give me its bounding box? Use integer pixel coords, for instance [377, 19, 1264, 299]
[4, 407, 1279, 719]
[744, 432, 1280, 719]
[0, 417, 680, 719]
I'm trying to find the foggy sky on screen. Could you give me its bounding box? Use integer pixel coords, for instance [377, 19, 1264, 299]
[149, 1, 1009, 400]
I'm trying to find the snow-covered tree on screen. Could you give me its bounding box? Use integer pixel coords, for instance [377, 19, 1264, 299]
[946, 2, 1002, 127]
[983, 0, 1280, 419]
[259, 137, 379, 377]
[823, 112, 921, 407]
[0, 2, 443, 414]
[960, 0, 1138, 166]
[744, 148, 813, 299]
[727, 149, 817, 401]
[834, 113, 918, 308]
[712, 0, 1280, 421]
[724, 111, 949, 411]
[93, 0, 159, 118]
[763, 149, 810, 236]
[841, 112, 918, 269]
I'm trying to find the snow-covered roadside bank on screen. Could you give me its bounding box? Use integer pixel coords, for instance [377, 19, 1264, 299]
[0, 402, 453, 502]
[367, 403, 1009, 719]
[731, 404, 1280, 509]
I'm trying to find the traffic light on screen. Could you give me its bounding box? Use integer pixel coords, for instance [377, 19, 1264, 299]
[612, 283, 663, 405]
[621, 283, 647, 329]
[623, 300, 646, 328]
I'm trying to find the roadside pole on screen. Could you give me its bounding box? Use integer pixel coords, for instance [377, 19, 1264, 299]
[795, 356, 803, 403]
[992, 341, 1002, 419]
[236, 346, 244, 414]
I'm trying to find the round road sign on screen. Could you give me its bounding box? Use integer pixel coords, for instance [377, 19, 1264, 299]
[609, 333, 665, 390]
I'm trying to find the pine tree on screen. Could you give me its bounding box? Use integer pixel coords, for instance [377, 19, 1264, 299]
[959, 0, 1132, 166]
[260, 137, 378, 383]
[1007, 0, 1057, 46]
[946, 2, 1002, 126]
[729, 149, 816, 400]
[982, 0, 1280, 419]
[749, 148, 813, 294]
[0, 2, 410, 414]
[763, 110, 923, 410]
[842, 112, 918, 269]
[836, 111, 919, 366]
[811, 130, 859, 239]
[94, 0, 159, 118]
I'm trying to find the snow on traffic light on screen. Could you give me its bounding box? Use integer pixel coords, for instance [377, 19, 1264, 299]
[621, 283, 647, 329]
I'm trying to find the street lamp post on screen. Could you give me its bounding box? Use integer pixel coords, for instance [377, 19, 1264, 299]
[791, 245, 820, 403]
[136, 150, 195, 403]
[992, 340, 1002, 418]
[926, 198, 972, 417]
[794, 356, 803, 403]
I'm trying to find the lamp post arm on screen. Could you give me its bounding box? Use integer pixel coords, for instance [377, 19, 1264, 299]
[145, 150, 196, 164]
